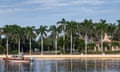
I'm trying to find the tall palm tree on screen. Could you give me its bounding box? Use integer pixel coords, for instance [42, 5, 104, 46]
[36, 25, 48, 55]
[0, 28, 4, 53]
[3, 25, 13, 56]
[66, 21, 77, 54]
[57, 18, 67, 53]
[49, 25, 61, 54]
[24, 26, 35, 56]
[10, 25, 22, 55]
[81, 19, 94, 54]
[95, 19, 108, 54]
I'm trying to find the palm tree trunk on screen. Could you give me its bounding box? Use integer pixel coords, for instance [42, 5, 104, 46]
[85, 33, 88, 54]
[6, 37, 8, 56]
[70, 32, 72, 54]
[63, 25, 66, 54]
[41, 36, 43, 55]
[63, 33, 65, 53]
[29, 38, 32, 56]
[101, 34, 104, 54]
[55, 37, 57, 55]
[18, 39, 20, 55]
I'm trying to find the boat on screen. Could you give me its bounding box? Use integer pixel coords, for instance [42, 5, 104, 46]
[3, 55, 31, 63]
[3, 58, 30, 63]
[3, 37, 34, 63]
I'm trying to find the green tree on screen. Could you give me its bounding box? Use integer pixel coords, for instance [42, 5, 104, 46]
[24, 26, 36, 56]
[0, 28, 4, 54]
[3, 25, 14, 55]
[7, 25, 23, 55]
[49, 25, 61, 54]
[115, 20, 120, 40]
[66, 21, 77, 54]
[80, 19, 94, 54]
[57, 18, 67, 53]
[95, 19, 108, 54]
[36, 25, 48, 54]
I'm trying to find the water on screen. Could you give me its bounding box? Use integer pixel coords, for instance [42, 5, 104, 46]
[0, 59, 120, 72]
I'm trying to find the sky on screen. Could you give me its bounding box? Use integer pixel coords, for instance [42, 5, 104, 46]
[0, 0, 120, 27]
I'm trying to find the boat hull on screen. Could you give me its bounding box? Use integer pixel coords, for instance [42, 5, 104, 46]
[3, 57, 30, 63]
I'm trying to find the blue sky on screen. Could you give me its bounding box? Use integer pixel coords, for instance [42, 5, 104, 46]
[0, 0, 120, 27]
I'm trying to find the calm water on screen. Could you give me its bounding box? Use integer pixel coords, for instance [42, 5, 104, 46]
[0, 59, 120, 72]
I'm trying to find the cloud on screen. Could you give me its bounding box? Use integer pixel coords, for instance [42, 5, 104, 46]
[50, 4, 120, 19]
[24, 0, 68, 8]
[24, 0, 104, 6]
[69, 0, 105, 5]
[0, 0, 118, 13]
[0, 8, 25, 13]
[22, 0, 105, 11]
[0, 0, 105, 11]
[24, 0, 60, 5]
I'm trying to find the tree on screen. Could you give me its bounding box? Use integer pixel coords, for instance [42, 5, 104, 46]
[66, 21, 77, 54]
[115, 20, 120, 40]
[80, 19, 94, 54]
[24, 26, 36, 56]
[95, 19, 108, 54]
[36, 25, 48, 54]
[49, 25, 61, 54]
[10, 25, 22, 55]
[57, 18, 67, 53]
[3, 25, 12, 55]
[0, 28, 4, 54]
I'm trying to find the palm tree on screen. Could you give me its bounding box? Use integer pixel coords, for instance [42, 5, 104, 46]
[107, 23, 116, 39]
[0, 28, 4, 54]
[3, 25, 13, 56]
[24, 26, 36, 56]
[36, 25, 48, 55]
[95, 19, 108, 54]
[57, 18, 67, 53]
[49, 25, 61, 54]
[2, 25, 23, 55]
[66, 21, 77, 54]
[81, 19, 94, 54]
[10, 25, 22, 55]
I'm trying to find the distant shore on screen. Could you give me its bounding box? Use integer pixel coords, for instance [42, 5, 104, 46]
[1, 54, 120, 60]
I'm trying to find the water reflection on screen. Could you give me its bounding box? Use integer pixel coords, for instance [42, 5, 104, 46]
[3, 61, 31, 72]
[55, 61, 58, 72]
[0, 59, 120, 72]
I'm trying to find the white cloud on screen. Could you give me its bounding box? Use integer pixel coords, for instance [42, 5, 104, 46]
[24, 0, 60, 4]
[25, 0, 104, 7]
[0, 0, 118, 13]
[69, 0, 105, 5]
[50, 4, 120, 19]
[0, 8, 25, 13]
[24, 0, 68, 8]
[35, 6, 53, 10]
[22, 0, 105, 10]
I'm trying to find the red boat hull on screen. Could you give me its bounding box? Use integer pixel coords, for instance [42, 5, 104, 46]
[3, 57, 30, 63]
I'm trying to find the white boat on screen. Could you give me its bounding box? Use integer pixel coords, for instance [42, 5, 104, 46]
[3, 55, 30, 63]
[3, 36, 34, 63]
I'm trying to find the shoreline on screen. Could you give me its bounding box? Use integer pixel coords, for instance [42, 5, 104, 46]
[1, 54, 120, 60]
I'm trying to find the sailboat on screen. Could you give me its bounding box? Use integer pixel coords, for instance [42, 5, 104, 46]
[3, 38, 30, 63]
